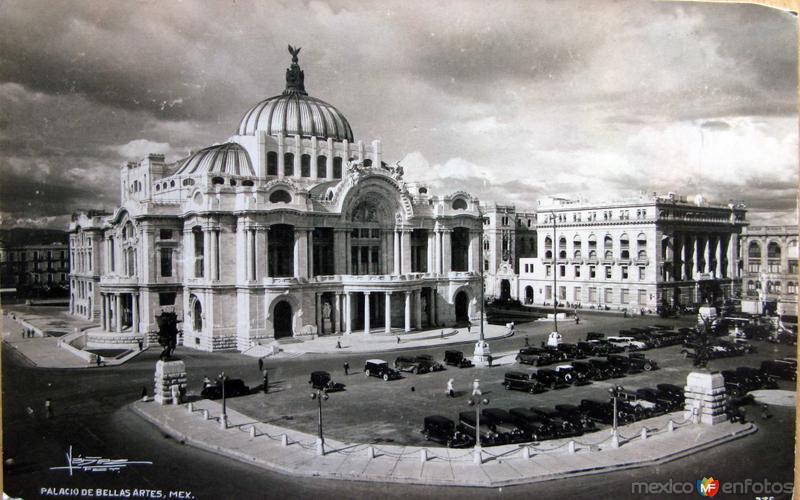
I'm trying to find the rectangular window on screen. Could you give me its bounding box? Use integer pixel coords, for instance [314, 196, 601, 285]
[159, 292, 176, 306]
[789, 260, 798, 274]
[621, 288, 629, 304]
[748, 263, 761, 273]
[589, 266, 596, 278]
[559, 265, 566, 277]
[545, 285, 552, 300]
[588, 287, 597, 302]
[559, 286, 566, 300]
[194, 231, 204, 278]
[604, 288, 613, 303]
[573, 286, 581, 301]
[638, 289, 648, 305]
[160, 248, 173, 277]
[621, 266, 628, 279]
[605, 266, 612, 279]
[545, 265, 551, 277]
[160, 229, 173, 240]
[639, 267, 646, 280]
[574, 265, 581, 278]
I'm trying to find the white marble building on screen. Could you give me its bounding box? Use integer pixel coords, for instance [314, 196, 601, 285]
[69, 50, 482, 351]
[514, 194, 747, 311]
[741, 225, 798, 319]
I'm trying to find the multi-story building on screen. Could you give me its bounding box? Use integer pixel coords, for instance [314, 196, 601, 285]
[68, 210, 110, 320]
[482, 204, 537, 301]
[0, 241, 69, 294]
[741, 225, 797, 319]
[69, 49, 483, 351]
[516, 193, 747, 311]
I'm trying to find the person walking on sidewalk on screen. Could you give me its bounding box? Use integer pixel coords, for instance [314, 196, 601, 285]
[44, 399, 52, 418]
[467, 321, 472, 334]
[262, 369, 269, 394]
[472, 379, 481, 396]
[137, 339, 143, 351]
[343, 361, 350, 376]
[446, 378, 455, 398]
[258, 357, 263, 372]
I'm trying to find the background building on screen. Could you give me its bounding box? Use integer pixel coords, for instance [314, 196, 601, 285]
[741, 224, 797, 320]
[513, 193, 747, 312]
[482, 204, 537, 301]
[0, 233, 69, 300]
[69, 51, 483, 351]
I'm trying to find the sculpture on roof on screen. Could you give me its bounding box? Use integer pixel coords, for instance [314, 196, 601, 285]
[288, 45, 301, 63]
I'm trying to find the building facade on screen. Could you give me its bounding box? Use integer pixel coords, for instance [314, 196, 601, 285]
[741, 225, 798, 319]
[513, 194, 747, 311]
[0, 241, 69, 293]
[68, 210, 110, 320]
[482, 204, 537, 301]
[69, 50, 483, 351]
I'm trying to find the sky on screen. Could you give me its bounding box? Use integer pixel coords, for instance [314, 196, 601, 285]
[0, 0, 796, 229]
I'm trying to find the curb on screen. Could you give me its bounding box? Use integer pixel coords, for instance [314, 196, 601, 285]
[130, 402, 757, 488]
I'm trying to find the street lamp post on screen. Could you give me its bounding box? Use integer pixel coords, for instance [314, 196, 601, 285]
[310, 388, 329, 455]
[473, 206, 492, 366]
[552, 211, 558, 334]
[608, 385, 623, 447]
[468, 395, 490, 464]
[218, 371, 227, 429]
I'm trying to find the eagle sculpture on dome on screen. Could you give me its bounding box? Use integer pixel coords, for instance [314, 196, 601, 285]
[288, 45, 301, 63]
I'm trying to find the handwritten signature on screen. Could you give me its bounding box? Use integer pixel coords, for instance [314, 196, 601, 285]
[49, 446, 153, 475]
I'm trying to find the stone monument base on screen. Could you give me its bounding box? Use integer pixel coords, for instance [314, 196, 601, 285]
[684, 371, 727, 425]
[472, 340, 492, 367]
[154, 359, 187, 406]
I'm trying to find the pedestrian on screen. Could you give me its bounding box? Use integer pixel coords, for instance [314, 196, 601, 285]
[524, 337, 529, 347]
[44, 398, 52, 418]
[95, 355, 102, 367]
[262, 369, 269, 394]
[336, 340, 342, 349]
[761, 404, 771, 420]
[396, 336, 400, 344]
[446, 378, 455, 398]
[575, 314, 580, 325]
[472, 379, 481, 396]
[487, 354, 493, 367]
[467, 322, 472, 334]
[410, 386, 415, 392]
[141, 386, 148, 401]
[623, 309, 628, 318]
[203, 375, 212, 388]
[441, 330, 444, 339]
[344, 361, 350, 376]
[258, 357, 263, 372]
[138, 339, 143, 351]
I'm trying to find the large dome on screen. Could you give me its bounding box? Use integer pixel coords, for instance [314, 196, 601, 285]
[174, 142, 254, 177]
[236, 47, 354, 141]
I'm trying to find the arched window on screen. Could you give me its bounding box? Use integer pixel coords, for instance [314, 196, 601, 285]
[301, 154, 311, 177]
[192, 296, 202, 332]
[269, 189, 292, 204]
[183, 178, 195, 186]
[362, 158, 373, 167]
[573, 249, 582, 260]
[284, 153, 294, 176]
[155, 185, 161, 191]
[419, 187, 428, 195]
[211, 176, 225, 185]
[604, 250, 613, 260]
[267, 152, 278, 176]
[638, 249, 647, 260]
[604, 235, 613, 250]
[452, 198, 468, 210]
[333, 157, 343, 179]
[589, 250, 597, 260]
[242, 179, 254, 187]
[317, 155, 327, 178]
[170, 180, 175, 187]
[767, 242, 781, 259]
[620, 233, 629, 259]
[748, 242, 761, 259]
[229, 178, 237, 186]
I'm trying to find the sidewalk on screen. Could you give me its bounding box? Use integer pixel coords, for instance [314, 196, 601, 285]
[132, 398, 756, 487]
[260, 323, 514, 356]
[1, 313, 89, 368]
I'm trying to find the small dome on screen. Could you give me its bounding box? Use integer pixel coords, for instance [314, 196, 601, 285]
[174, 142, 254, 177]
[236, 46, 354, 141]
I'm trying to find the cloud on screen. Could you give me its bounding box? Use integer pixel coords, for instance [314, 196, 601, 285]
[106, 139, 175, 160]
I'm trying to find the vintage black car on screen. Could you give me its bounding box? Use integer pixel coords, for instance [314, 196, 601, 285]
[481, 408, 529, 443]
[586, 332, 606, 341]
[626, 352, 659, 371]
[735, 366, 778, 390]
[201, 378, 250, 400]
[571, 360, 601, 381]
[656, 383, 685, 405]
[394, 355, 444, 374]
[415, 354, 445, 372]
[555, 343, 586, 360]
[588, 358, 623, 378]
[554, 364, 589, 385]
[308, 371, 345, 392]
[760, 360, 797, 381]
[635, 387, 682, 412]
[606, 354, 643, 374]
[516, 347, 556, 366]
[553, 404, 597, 432]
[364, 359, 402, 381]
[457, 411, 506, 446]
[503, 371, 547, 393]
[421, 415, 474, 448]
[533, 368, 570, 389]
[508, 408, 556, 441]
[720, 370, 751, 397]
[528, 407, 582, 437]
[579, 399, 634, 425]
[444, 350, 474, 368]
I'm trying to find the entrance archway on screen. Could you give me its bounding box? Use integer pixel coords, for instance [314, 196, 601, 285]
[192, 296, 202, 332]
[273, 301, 293, 339]
[454, 291, 469, 323]
[500, 280, 511, 301]
[525, 286, 533, 304]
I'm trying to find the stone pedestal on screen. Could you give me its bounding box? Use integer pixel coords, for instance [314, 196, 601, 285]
[472, 340, 492, 367]
[683, 371, 727, 425]
[154, 360, 187, 406]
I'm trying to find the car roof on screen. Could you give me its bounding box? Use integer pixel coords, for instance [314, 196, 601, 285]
[311, 370, 330, 376]
[366, 359, 387, 364]
[505, 370, 530, 377]
[424, 415, 453, 425]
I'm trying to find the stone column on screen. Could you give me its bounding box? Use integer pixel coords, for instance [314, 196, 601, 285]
[132, 293, 139, 334]
[326, 139, 334, 178]
[393, 230, 401, 275]
[717, 236, 725, 278]
[334, 292, 342, 334]
[363, 292, 371, 334]
[333, 230, 346, 275]
[384, 292, 392, 333]
[727, 233, 738, 279]
[346, 232, 353, 275]
[207, 228, 217, 281]
[294, 228, 309, 279]
[413, 289, 422, 329]
[345, 292, 352, 334]
[435, 229, 443, 274]
[277, 135, 285, 178]
[693, 236, 701, 276]
[245, 228, 253, 281]
[404, 291, 412, 332]
[315, 293, 322, 335]
[203, 227, 212, 280]
[308, 229, 315, 278]
[115, 293, 122, 333]
[100, 294, 107, 331]
[256, 227, 268, 279]
[684, 234, 692, 280]
[442, 230, 452, 274]
[427, 232, 436, 273]
[401, 230, 412, 274]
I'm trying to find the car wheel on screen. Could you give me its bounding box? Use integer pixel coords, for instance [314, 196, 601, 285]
[551, 381, 558, 390]
[383, 374, 389, 381]
[643, 363, 653, 371]
[504, 383, 511, 390]
[365, 369, 370, 377]
[412, 367, 418, 375]
[424, 432, 431, 441]
[446, 439, 453, 448]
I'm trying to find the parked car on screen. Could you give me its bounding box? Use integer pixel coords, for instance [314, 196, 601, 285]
[588, 358, 624, 378]
[308, 371, 345, 392]
[394, 355, 443, 374]
[735, 366, 778, 390]
[579, 399, 633, 425]
[457, 411, 505, 446]
[760, 360, 797, 381]
[414, 354, 445, 372]
[533, 368, 570, 389]
[503, 371, 547, 393]
[554, 404, 597, 432]
[720, 370, 752, 397]
[508, 408, 557, 441]
[481, 408, 529, 443]
[555, 343, 586, 360]
[421, 415, 474, 448]
[364, 359, 402, 381]
[201, 378, 250, 400]
[656, 383, 685, 406]
[635, 387, 682, 412]
[626, 352, 658, 371]
[516, 347, 556, 366]
[606, 336, 647, 351]
[554, 364, 589, 385]
[606, 354, 643, 374]
[444, 350, 473, 368]
[570, 360, 601, 381]
[586, 332, 606, 341]
[528, 407, 582, 437]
